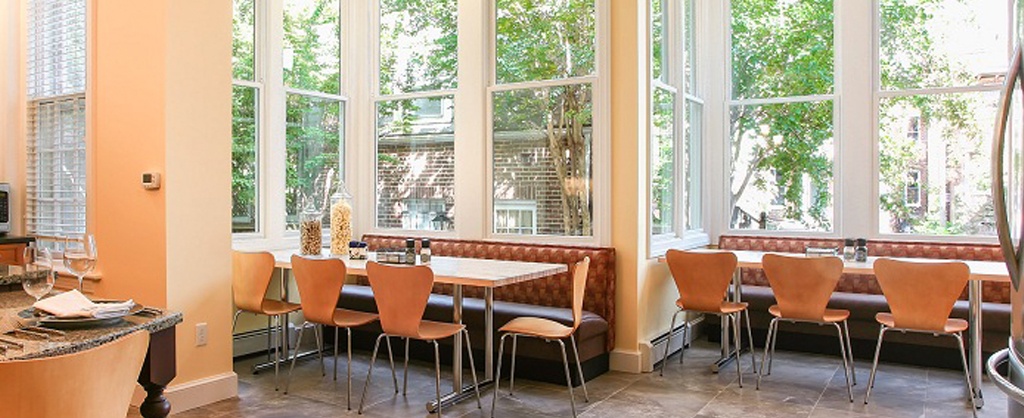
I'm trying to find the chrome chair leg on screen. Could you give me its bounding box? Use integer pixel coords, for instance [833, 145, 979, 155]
[403, 337, 410, 396]
[284, 321, 308, 394]
[570, 334, 589, 402]
[744, 310, 756, 371]
[733, 313, 743, 387]
[843, 320, 856, 385]
[266, 315, 273, 363]
[661, 310, 680, 376]
[757, 318, 778, 389]
[557, 339, 578, 418]
[864, 325, 887, 404]
[509, 334, 518, 395]
[768, 320, 778, 375]
[954, 332, 979, 417]
[231, 309, 242, 334]
[358, 333, 386, 414]
[333, 327, 339, 382]
[346, 328, 353, 410]
[680, 321, 688, 365]
[313, 324, 325, 377]
[274, 315, 282, 391]
[491, 333, 511, 418]
[463, 330, 483, 408]
[834, 323, 853, 402]
[433, 340, 443, 418]
[385, 336, 398, 393]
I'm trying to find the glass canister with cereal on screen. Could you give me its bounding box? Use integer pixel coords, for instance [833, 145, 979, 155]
[329, 182, 354, 255]
[300, 203, 323, 256]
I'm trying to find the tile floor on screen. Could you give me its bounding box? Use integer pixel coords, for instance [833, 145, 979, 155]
[130, 340, 1010, 417]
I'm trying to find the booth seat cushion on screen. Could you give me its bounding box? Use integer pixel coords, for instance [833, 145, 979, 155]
[361, 235, 616, 350]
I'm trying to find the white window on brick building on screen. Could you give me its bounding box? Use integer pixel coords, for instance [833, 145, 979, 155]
[905, 170, 921, 207]
[494, 201, 538, 235]
[401, 199, 449, 231]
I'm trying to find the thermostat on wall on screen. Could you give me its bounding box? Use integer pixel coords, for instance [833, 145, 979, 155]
[142, 172, 161, 190]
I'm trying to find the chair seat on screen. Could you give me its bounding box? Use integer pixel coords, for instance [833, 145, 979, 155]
[768, 305, 850, 323]
[875, 312, 968, 334]
[500, 316, 574, 339]
[676, 299, 748, 314]
[332, 308, 378, 328]
[258, 299, 302, 316]
[415, 320, 465, 341]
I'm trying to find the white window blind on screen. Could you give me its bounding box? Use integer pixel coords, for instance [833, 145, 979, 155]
[26, 0, 87, 241]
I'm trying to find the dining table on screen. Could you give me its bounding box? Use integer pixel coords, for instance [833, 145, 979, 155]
[658, 249, 1009, 409]
[269, 249, 568, 413]
[0, 286, 182, 418]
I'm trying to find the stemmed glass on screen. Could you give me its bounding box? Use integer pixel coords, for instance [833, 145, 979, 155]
[63, 235, 97, 292]
[22, 245, 54, 302]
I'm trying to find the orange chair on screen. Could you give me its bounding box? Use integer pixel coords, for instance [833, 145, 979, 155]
[232, 251, 302, 390]
[661, 250, 755, 385]
[866, 258, 976, 413]
[286, 255, 382, 409]
[0, 331, 149, 418]
[757, 254, 855, 402]
[491, 257, 591, 418]
[359, 262, 481, 417]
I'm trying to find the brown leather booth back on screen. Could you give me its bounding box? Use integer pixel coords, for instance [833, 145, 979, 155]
[874, 258, 969, 332]
[665, 250, 738, 313]
[362, 235, 616, 349]
[719, 235, 1009, 303]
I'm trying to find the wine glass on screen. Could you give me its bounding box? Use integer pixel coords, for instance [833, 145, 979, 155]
[63, 234, 97, 292]
[22, 245, 54, 302]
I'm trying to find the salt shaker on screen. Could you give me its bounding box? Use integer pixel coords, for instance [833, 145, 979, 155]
[843, 239, 855, 261]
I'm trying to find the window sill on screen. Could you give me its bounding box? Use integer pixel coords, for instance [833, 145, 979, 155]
[650, 231, 711, 259]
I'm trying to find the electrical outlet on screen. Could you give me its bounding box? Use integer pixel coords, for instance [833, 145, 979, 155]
[196, 323, 208, 346]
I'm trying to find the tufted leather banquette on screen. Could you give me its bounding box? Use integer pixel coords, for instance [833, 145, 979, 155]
[708, 235, 1011, 369]
[333, 235, 616, 385]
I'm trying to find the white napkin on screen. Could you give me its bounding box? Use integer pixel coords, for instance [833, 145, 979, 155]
[33, 290, 135, 319]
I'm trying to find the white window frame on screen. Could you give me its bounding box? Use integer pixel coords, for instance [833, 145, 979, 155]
[721, 0, 840, 238]
[231, 0, 349, 248]
[494, 200, 538, 235]
[870, 0, 1010, 243]
[649, 0, 709, 257]
[484, 0, 611, 246]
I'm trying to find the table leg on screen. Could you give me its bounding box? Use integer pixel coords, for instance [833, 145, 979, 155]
[712, 271, 742, 373]
[969, 280, 985, 408]
[139, 326, 177, 418]
[485, 287, 494, 380]
[453, 284, 463, 393]
[426, 287, 497, 413]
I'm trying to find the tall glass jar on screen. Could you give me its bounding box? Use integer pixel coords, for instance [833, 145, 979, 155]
[300, 203, 323, 255]
[330, 182, 354, 255]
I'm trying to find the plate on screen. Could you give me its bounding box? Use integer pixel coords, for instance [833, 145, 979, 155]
[19, 300, 143, 330]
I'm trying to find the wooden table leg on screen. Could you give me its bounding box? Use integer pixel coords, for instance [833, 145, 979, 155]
[138, 326, 177, 418]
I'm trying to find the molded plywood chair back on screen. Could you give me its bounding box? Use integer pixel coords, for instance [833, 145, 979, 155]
[290, 255, 347, 325]
[232, 250, 276, 313]
[665, 250, 738, 312]
[873, 258, 969, 332]
[366, 261, 435, 339]
[762, 254, 844, 321]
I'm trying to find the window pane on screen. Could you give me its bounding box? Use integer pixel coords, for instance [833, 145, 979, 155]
[685, 99, 702, 230]
[376, 96, 456, 231]
[285, 95, 344, 230]
[232, 86, 259, 233]
[730, 100, 834, 231]
[652, 87, 675, 235]
[495, 0, 596, 84]
[379, 0, 457, 95]
[232, 0, 256, 81]
[284, 0, 341, 94]
[651, 0, 667, 83]
[730, 0, 834, 99]
[493, 84, 593, 236]
[879, 0, 1009, 91]
[684, 0, 696, 93]
[878, 91, 998, 235]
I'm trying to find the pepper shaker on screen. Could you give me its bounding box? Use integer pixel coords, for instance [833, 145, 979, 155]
[420, 239, 431, 263]
[854, 238, 868, 262]
[405, 239, 417, 265]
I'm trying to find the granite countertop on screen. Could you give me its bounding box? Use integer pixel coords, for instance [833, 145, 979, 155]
[0, 265, 31, 286]
[0, 291, 182, 361]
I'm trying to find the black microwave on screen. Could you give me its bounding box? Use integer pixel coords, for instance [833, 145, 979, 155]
[0, 183, 9, 235]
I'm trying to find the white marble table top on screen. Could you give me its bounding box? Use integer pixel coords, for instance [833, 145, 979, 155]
[269, 249, 568, 288]
[659, 248, 1011, 282]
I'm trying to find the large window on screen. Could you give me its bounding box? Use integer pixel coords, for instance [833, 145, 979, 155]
[26, 0, 88, 245]
[651, 0, 703, 249]
[877, 0, 1009, 236]
[232, 0, 345, 237]
[728, 0, 835, 232]
[374, 0, 457, 232]
[491, 0, 598, 237]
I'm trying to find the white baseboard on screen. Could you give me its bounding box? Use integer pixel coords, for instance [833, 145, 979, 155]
[644, 317, 704, 372]
[609, 348, 643, 373]
[132, 372, 238, 415]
